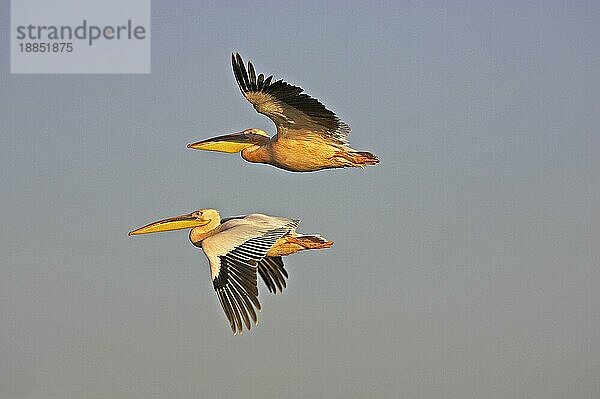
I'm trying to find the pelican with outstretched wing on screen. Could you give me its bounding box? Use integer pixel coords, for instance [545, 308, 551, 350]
[187, 53, 380, 172]
[129, 209, 333, 334]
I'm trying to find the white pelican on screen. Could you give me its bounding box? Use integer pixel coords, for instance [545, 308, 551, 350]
[129, 209, 333, 334]
[187, 53, 380, 172]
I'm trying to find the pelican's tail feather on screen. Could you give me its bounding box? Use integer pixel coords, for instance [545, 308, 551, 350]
[333, 150, 380, 168]
[293, 234, 334, 249]
[267, 234, 333, 257]
[351, 151, 380, 166]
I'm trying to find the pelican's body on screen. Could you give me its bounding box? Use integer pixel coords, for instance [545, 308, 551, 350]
[188, 53, 380, 172]
[239, 134, 377, 172]
[129, 209, 332, 334]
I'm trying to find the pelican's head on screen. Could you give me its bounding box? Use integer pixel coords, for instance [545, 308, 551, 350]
[129, 209, 221, 245]
[187, 128, 269, 153]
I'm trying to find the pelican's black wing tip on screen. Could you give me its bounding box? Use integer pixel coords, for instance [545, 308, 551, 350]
[231, 52, 241, 68]
[231, 52, 247, 93]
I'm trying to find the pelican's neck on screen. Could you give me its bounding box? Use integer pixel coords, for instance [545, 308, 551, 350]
[189, 221, 220, 247]
[241, 144, 270, 164]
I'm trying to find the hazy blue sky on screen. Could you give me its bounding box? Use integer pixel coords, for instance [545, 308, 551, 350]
[1, 1, 599, 398]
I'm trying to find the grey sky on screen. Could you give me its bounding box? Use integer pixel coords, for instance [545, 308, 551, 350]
[1, 1, 599, 398]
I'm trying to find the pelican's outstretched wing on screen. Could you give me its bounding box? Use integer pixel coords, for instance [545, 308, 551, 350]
[202, 215, 298, 334]
[232, 52, 350, 145]
[257, 256, 288, 294]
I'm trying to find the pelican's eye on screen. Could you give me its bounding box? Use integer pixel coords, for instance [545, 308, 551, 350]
[191, 211, 203, 219]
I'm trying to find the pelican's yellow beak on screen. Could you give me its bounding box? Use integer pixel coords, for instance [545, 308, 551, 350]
[128, 212, 211, 236]
[187, 132, 256, 153]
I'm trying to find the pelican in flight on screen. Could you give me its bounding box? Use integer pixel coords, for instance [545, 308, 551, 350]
[187, 53, 380, 172]
[129, 209, 333, 334]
